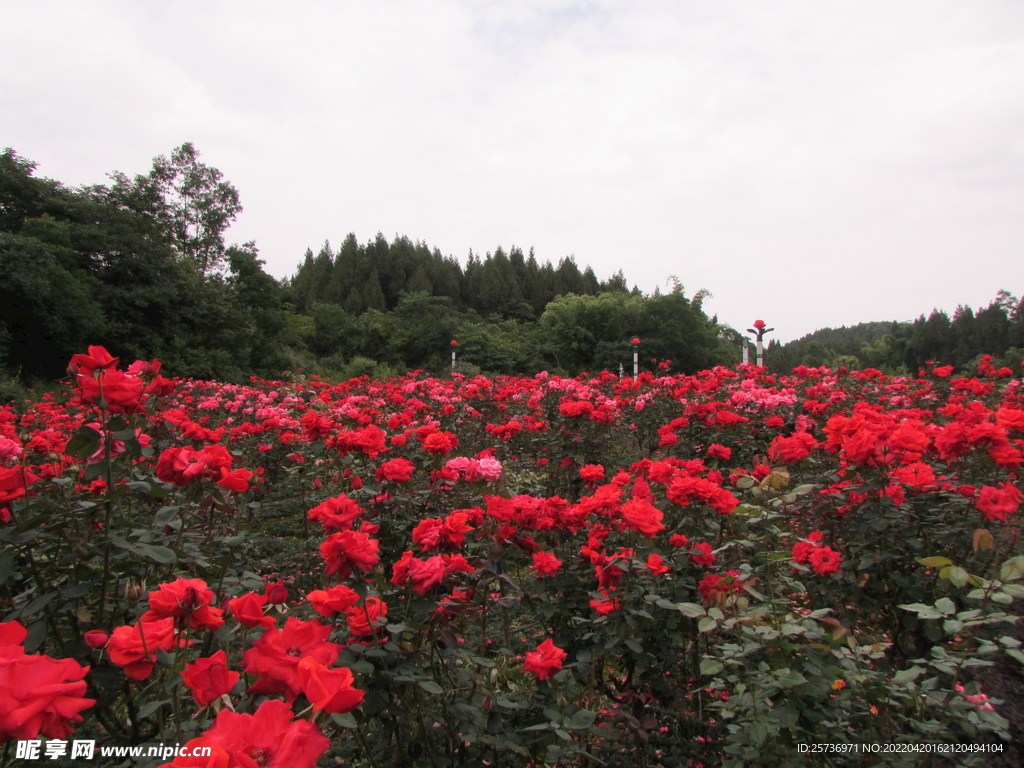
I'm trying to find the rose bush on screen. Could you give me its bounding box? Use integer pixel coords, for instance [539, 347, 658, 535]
[0, 346, 1021, 765]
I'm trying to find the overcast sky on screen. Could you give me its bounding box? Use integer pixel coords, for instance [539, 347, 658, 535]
[4, 1, 1024, 343]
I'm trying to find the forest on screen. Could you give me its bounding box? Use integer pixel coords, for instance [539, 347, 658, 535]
[0, 144, 734, 388]
[2, 142, 1022, 390]
[766, 299, 1024, 376]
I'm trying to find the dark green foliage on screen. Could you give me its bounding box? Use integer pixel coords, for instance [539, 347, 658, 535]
[2, 144, 734, 383]
[0, 146, 289, 382]
[768, 291, 1023, 374]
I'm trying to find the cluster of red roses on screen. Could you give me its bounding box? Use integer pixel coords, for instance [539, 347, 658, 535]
[3, 344, 1024, 758]
[155, 444, 254, 493]
[78, 575, 373, 767]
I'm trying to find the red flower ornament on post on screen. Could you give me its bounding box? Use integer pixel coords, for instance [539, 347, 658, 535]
[631, 337, 641, 378]
[746, 319, 774, 367]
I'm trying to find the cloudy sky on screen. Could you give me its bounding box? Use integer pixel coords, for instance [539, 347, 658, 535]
[4, 1, 1024, 343]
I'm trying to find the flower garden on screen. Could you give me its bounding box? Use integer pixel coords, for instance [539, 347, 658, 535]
[1, 346, 1023, 767]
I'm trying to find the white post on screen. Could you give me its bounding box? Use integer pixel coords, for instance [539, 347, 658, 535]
[756, 340, 764, 368]
[633, 350, 638, 379]
[742, 338, 749, 365]
[451, 349, 456, 370]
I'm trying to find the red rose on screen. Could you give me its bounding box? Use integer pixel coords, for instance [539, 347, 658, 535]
[107, 618, 188, 680]
[201, 699, 329, 768]
[975, 483, 1021, 523]
[264, 581, 289, 605]
[523, 638, 567, 681]
[753, 319, 766, 329]
[620, 498, 665, 538]
[345, 597, 388, 637]
[215, 468, 252, 493]
[0, 465, 39, 506]
[182, 650, 239, 706]
[68, 345, 119, 376]
[156, 447, 209, 486]
[407, 555, 447, 595]
[297, 658, 365, 714]
[76, 370, 146, 414]
[531, 551, 563, 577]
[83, 630, 109, 649]
[689, 541, 716, 566]
[375, 458, 415, 483]
[0, 621, 95, 741]
[422, 431, 459, 455]
[306, 585, 360, 618]
[809, 546, 842, 575]
[228, 592, 274, 629]
[645, 553, 670, 575]
[142, 578, 224, 631]
[243, 617, 341, 702]
[668, 533, 689, 548]
[319, 530, 381, 580]
[308, 494, 363, 532]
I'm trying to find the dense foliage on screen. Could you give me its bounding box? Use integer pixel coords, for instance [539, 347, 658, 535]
[0, 146, 734, 387]
[1, 346, 1023, 766]
[768, 295, 1024, 375]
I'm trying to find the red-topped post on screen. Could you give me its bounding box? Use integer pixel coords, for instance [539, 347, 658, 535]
[746, 320, 774, 367]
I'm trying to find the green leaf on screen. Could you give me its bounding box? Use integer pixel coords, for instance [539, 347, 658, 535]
[64, 426, 102, 459]
[419, 681, 444, 694]
[891, 665, 925, 684]
[999, 556, 1024, 582]
[137, 699, 166, 719]
[22, 591, 57, 617]
[934, 597, 956, 616]
[567, 710, 597, 730]
[749, 721, 769, 746]
[700, 659, 724, 676]
[777, 670, 807, 688]
[698, 617, 717, 633]
[675, 602, 707, 617]
[331, 713, 358, 728]
[917, 556, 953, 568]
[899, 603, 945, 619]
[1001, 583, 1024, 599]
[947, 567, 969, 588]
[0, 548, 14, 587]
[83, 460, 108, 482]
[736, 475, 755, 489]
[132, 544, 177, 564]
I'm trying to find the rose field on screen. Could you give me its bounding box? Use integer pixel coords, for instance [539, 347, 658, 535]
[2, 348, 1024, 767]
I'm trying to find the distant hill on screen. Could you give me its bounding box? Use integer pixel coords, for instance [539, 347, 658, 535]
[766, 296, 1024, 374]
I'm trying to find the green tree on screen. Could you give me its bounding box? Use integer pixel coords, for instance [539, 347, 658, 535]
[109, 142, 241, 275]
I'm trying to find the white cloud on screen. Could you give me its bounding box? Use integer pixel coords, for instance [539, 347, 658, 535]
[3, 0, 1023, 341]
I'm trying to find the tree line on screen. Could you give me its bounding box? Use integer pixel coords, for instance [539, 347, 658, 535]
[0, 144, 735, 389]
[767, 292, 1024, 374]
